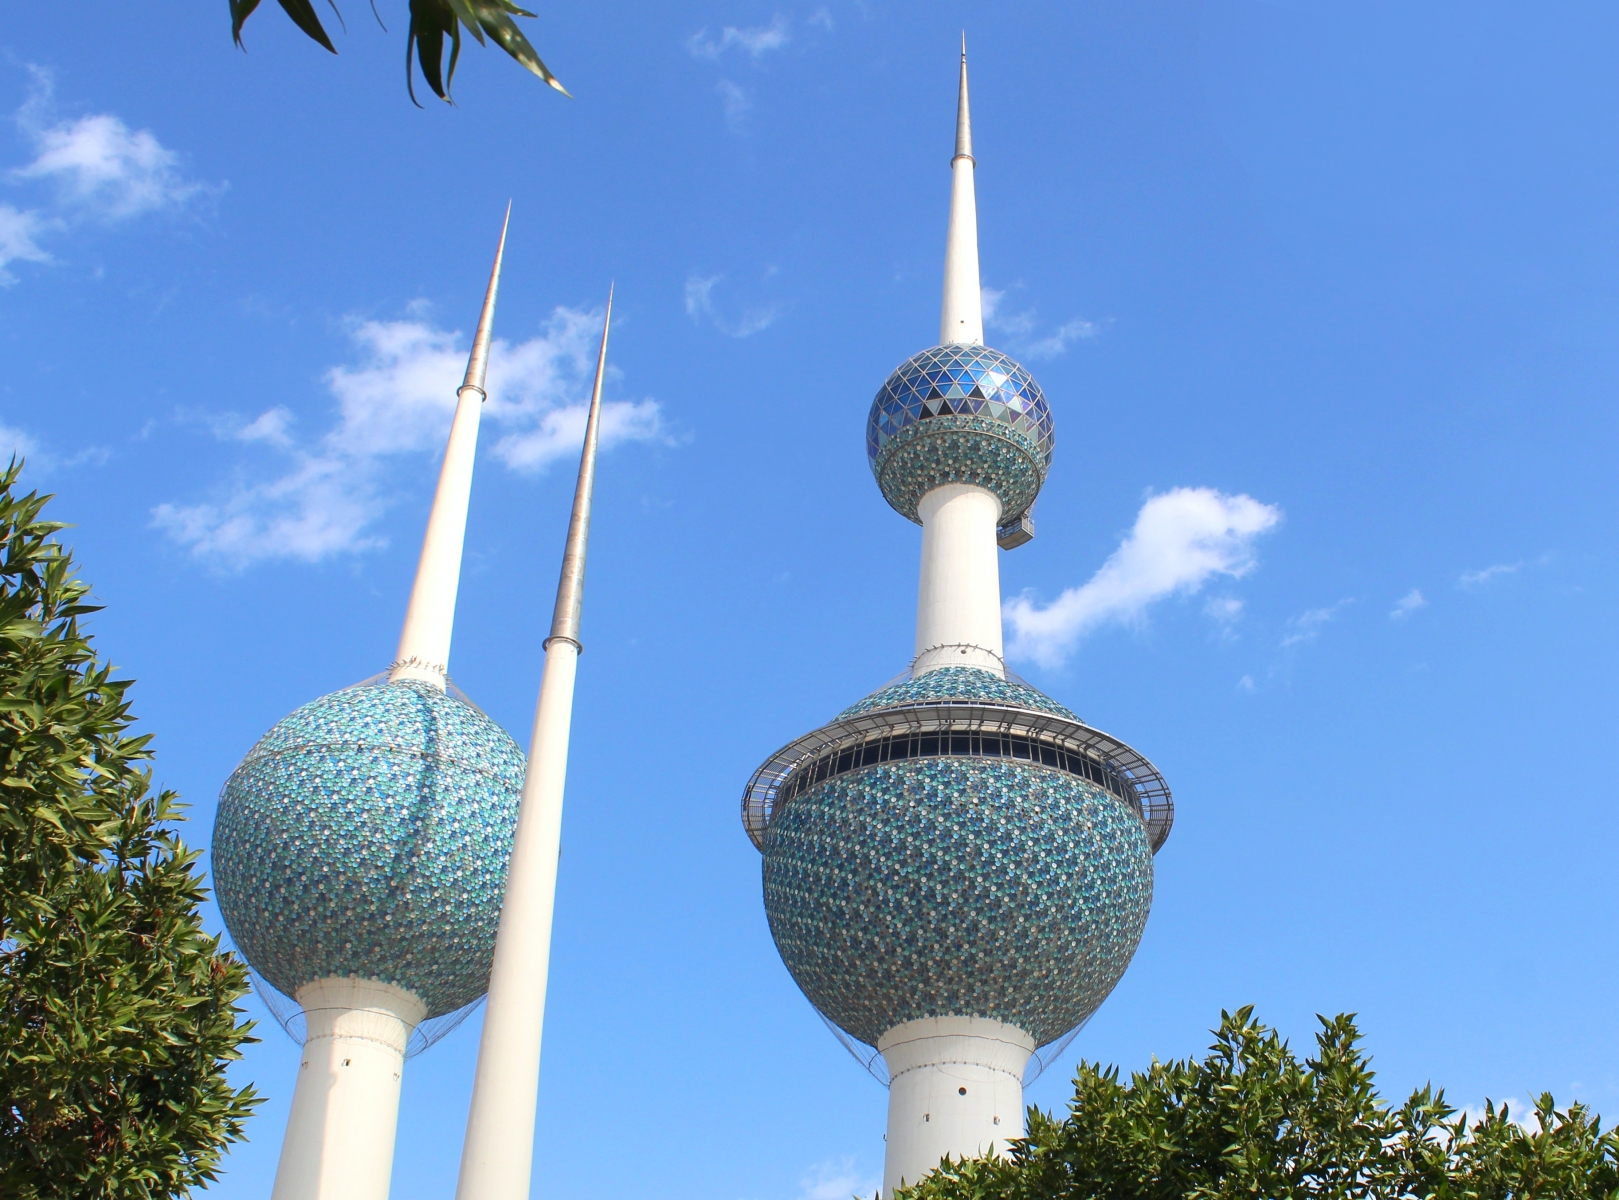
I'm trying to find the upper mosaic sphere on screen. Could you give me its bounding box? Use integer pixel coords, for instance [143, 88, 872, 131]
[762, 756, 1153, 1047]
[212, 680, 525, 1018]
[838, 665, 1079, 722]
[867, 343, 1055, 523]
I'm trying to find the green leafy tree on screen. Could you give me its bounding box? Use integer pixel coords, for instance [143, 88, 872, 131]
[896, 1006, 1619, 1200]
[228, 0, 569, 105]
[0, 464, 260, 1200]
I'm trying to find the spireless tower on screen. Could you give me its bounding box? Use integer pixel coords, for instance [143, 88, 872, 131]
[743, 47, 1175, 1196]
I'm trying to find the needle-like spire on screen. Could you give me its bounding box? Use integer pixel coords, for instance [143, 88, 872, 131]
[955, 32, 973, 161]
[940, 37, 983, 345]
[462, 202, 511, 395]
[454, 287, 615, 1200]
[389, 205, 510, 688]
[547, 283, 612, 651]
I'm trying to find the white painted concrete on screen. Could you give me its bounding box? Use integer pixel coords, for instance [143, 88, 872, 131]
[453, 640, 578, 1200]
[940, 48, 982, 347]
[453, 294, 612, 1200]
[914, 483, 1005, 676]
[270, 977, 426, 1200]
[389, 210, 507, 689]
[879, 1015, 1035, 1196]
[389, 383, 483, 688]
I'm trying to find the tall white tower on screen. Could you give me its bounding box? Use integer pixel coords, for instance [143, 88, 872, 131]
[212, 214, 529, 1200]
[742, 45, 1175, 1197]
[454, 289, 615, 1200]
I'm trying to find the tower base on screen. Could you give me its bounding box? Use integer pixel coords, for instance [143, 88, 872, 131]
[878, 1015, 1034, 1196]
[271, 977, 426, 1200]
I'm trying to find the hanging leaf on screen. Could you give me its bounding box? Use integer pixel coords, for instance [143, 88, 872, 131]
[228, 0, 567, 99]
[273, 0, 339, 53]
[406, 0, 459, 104]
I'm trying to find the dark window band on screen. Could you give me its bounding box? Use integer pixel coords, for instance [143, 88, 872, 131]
[775, 729, 1140, 813]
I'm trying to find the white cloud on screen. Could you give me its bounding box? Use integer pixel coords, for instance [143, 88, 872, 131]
[1281, 600, 1352, 647]
[1205, 596, 1244, 626]
[981, 286, 1097, 360]
[1390, 588, 1426, 619]
[1004, 487, 1282, 668]
[0, 67, 213, 284]
[716, 80, 753, 132]
[1237, 674, 1256, 693]
[0, 420, 109, 472]
[797, 1159, 878, 1200]
[14, 113, 205, 220]
[0, 204, 53, 283]
[1455, 1097, 1537, 1133]
[0, 423, 40, 462]
[153, 305, 664, 567]
[687, 16, 790, 60]
[1459, 561, 1522, 588]
[685, 272, 779, 337]
[235, 406, 295, 448]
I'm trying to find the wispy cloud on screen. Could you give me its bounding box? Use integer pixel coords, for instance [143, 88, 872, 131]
[0, 420, 109, 472]
[0, 423, 40, 463]
[14, 113, 207, 220]
[1459, 561, 1522, 588]
[687, 16, 791, 60]
[1390, 588, 1426, 619]
[684, 272, 780, 337]
[797, 1158, 878, 1200]
[0, 204, 52, 282]
[716, 79, 752, 132]
[1281, 600, 1352, 647]
[0, 66, 214, 283]
[1004, 487, 1282, 669]
[982, 286, 1098, 360]
[1205, 596, 1244, 628]
[153, 305, 663, 568]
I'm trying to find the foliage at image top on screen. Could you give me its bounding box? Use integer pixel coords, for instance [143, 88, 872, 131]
[228, 0, 569, 105]
[897, 1006, 1619, 1200]
[0, 463, 260, 1200]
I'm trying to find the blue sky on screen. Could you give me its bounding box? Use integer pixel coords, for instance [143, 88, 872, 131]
[4, 2, 1618, 1197]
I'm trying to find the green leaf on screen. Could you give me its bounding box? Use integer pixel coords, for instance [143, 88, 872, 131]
[467, 0, 567, 94]
[406, 0, 458, 102]
[229, 0, 264, 46]
[273, 0, 338, 53]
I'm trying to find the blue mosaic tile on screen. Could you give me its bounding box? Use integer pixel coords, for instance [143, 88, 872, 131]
[212, 680, 525, 1017]
[839, 666, 1079, 721]
[762, 757, 1153, 1047]
[868, 343, 1054, 523]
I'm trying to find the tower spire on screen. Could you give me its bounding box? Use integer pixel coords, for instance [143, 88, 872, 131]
[548, 282, 612, 651]
[454, 288, 614, 1200]
[389, 203, 511, 688]
[940, 36, 983, 345]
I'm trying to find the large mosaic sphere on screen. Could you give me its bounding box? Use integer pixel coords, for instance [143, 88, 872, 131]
[213, 680, 525, 1018]
[866, 343, 1055, 524]
[758, 669, 1155, 1049]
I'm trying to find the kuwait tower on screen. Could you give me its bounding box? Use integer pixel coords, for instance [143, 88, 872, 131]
[742, 46, 1175, 1195]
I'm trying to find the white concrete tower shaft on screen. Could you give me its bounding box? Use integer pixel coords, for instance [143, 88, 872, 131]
[390, 205, 510, 688]
[269, 980, 425, 1200]
[880, 1016, 1035, 1196]
[453, 288, 614, 1200]
[914, 43, 1006, 680]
